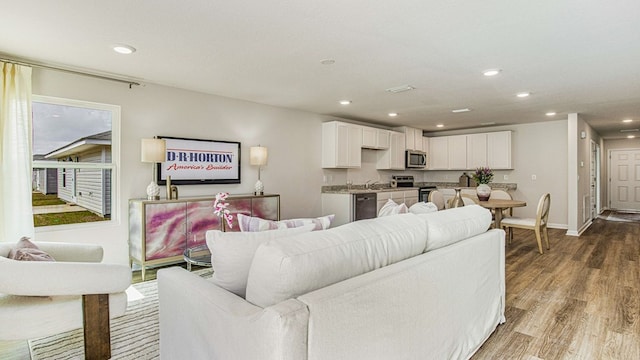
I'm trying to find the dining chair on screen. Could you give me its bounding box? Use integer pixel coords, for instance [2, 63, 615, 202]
[428, 190, 445, 210]
[489, 190, 512, 228]
[501, 193, 551, 254]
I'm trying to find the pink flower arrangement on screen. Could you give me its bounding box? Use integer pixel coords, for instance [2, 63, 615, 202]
[213, 192, 233, 229]
[472, 167, 494, 185]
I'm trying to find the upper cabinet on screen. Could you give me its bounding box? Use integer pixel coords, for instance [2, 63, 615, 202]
[322, 121, 363, 168]
[429, 131, 512, 170]
[466, 133, 488, 169]
[428, 136, 448, 169]
[376, 131, 406, 170]
[362, 127, 390, 150]
[448, 135, 467, 169]
[486, 131, 512, 169]
[394, 126, 424, 151]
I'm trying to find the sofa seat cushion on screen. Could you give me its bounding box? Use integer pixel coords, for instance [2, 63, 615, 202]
[245, 213, 427, 308]
[206, 225, 315, 297]
[0, 291, 127, 340]
[417, 204, 492, 251]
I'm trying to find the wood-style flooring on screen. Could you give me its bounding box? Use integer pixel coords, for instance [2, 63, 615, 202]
[1, 214, 638, 359]
[473, 214, 640, 360]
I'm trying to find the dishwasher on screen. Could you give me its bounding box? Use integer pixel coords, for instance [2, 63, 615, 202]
[352, 192, 377, 221]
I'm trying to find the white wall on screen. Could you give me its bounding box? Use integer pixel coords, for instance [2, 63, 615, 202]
[32, 69, 334, 264]
[422, 120, 569, 228]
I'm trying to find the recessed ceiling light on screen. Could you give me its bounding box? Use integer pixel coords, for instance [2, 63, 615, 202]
[339, 100, 351, 105]
[112, 44, 136, 54]
[388, 112, 398, 117]
[320, 59, 335, 65]
[483, 69, 501, 76]
[622, 119, 633, 123]
[516, 92, 530, 98]
[451, 108, 471, 113]
[385, 85, 415, 93]
[627, 135, 636, 139]
[436, 124, 444, 128]
[546, 112, 556, 116]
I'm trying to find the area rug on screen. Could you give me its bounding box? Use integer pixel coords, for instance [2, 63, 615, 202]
[28, 269, 213, 360]
[606, 211, 640, 222]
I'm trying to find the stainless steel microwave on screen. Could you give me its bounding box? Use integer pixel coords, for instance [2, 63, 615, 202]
[406, 150, 427, 168]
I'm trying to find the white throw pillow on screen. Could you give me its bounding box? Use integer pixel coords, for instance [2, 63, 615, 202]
[245, 213, 428, 308]
[409, 201, 438, 214]
[205, 225, 315, 297]
[416, 204, 492, 251]
[237, 214, 334, 232]
[378, 199, 408, 217]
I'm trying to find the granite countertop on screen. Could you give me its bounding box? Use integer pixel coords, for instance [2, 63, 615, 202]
[321, 182, 517, 194]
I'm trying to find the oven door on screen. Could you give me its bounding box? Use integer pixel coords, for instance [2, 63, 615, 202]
[419, 187, 437, 202]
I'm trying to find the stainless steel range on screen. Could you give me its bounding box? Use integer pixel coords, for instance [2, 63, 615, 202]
[392, 175, 414, 187]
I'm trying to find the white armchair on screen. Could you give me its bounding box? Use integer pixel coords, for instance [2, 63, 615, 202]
[0, 241, 131, 359]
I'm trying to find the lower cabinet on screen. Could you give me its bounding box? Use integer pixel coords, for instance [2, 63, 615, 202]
[129, 194, 279, 279]
[376, 190, 419, 213]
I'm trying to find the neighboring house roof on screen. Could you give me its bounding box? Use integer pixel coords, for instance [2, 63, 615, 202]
[44, 131, 111, 159]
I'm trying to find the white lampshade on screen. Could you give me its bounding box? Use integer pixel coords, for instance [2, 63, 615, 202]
[141, 138, 166, 163]
[250, 146, 268, 166]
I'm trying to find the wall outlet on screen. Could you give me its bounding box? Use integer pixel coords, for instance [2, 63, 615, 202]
[531, 174, 537, 180]
[503, 175, 509, 180]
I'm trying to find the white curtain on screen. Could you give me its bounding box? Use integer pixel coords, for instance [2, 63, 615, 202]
[0, 62, 34, 242]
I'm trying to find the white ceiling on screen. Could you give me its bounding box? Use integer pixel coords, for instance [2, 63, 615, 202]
[3, 0, 640, 139]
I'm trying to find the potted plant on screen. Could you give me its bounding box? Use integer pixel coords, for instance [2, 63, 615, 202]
[472, 167, 494, 201]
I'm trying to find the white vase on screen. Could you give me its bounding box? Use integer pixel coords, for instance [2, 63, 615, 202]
[476, 183, 491, 201]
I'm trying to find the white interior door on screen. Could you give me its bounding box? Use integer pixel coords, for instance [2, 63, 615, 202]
[609, 149, 640, 211]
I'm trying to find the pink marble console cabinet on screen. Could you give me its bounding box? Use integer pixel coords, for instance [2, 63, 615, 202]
[129, 193, 280, 279]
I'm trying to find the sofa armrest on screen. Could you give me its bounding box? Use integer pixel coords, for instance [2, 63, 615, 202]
[0, 257, 131, 296]
[158, 267, 309, 360]
[34, 241, 103, 262]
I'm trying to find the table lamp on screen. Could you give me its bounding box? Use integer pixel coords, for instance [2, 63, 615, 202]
[250, 146, 268, 195]
[141, 138, 166, 200]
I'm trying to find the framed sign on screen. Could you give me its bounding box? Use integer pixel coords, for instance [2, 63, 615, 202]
[156, 136, 241, 185]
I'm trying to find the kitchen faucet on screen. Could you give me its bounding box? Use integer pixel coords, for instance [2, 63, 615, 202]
[365, 179, 379, 189]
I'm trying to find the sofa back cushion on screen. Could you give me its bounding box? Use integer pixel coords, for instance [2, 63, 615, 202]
[416, 204, 491, 251]
[206, 225, 315, 297]
[245, 213, 427, 308]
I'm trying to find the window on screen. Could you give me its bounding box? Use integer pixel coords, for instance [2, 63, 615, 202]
[31, 95, 120, 228]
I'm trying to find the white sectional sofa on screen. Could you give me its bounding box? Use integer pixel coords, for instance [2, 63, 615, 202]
[158, 205, 505, 360]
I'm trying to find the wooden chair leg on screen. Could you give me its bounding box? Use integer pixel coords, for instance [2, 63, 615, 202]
[534, 228, 544, 254]
[82, 294, 111, 360]
[543, 226, 550, 250]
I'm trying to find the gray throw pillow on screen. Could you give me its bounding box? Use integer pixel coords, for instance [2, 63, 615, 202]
[8, 237, 55, 262]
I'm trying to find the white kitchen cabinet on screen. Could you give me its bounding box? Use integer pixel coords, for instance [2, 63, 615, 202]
[362, 127, 390, 150]
[394, 126, 424, 151]
[466, 133, 488, 169]
[448, 135, 467, 169]
[429, 137, 449, 169]
[376, 190, 419, 213]
[430, 132, 512, 170]
[322, 121, 363, 168]
[487, 131, 512, 169]
[376, 131, 406, 170]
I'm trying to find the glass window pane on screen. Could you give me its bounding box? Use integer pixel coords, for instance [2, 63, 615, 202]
[32, 100, 114, 227]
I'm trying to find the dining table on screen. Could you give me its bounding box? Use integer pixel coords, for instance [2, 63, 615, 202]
[477, 198, 527, 228]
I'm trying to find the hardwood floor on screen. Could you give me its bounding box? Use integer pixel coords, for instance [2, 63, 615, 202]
[1, 215, 637, 359]
[473, 215, 640, 360]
